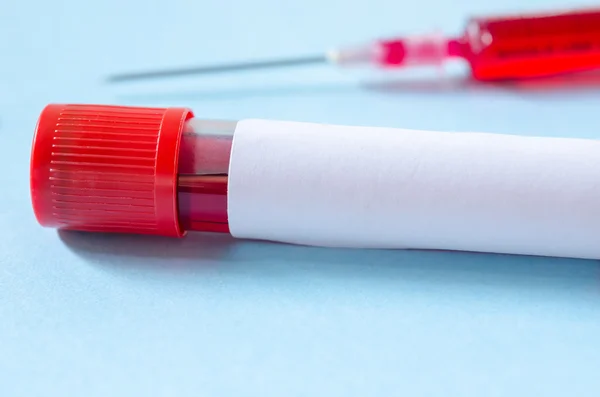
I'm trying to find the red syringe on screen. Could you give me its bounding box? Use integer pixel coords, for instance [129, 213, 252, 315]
[107, 7, 600, 83]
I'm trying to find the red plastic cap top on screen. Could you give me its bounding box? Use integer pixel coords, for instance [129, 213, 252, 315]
[30, 104, 194, 237]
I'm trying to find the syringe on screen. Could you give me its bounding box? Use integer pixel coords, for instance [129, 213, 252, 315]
[107, 7, 600, 83]
[30, 104, 600, 260]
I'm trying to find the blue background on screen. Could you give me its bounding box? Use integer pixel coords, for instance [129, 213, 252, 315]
[2, 0, 600, 395]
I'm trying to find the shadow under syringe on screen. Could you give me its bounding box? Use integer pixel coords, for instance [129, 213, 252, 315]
[58, 229, 600, 297]
[368, 68, 600, 96]
[116, 69, 600, 104]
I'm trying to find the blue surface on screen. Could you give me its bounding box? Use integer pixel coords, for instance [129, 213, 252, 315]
[2, 0, 600, 395]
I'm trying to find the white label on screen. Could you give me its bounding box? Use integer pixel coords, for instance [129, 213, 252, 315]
[228, 119, 600, 259]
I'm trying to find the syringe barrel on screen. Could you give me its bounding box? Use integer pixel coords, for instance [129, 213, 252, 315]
[31, 104, 233, 237]
[463, 7, 600, 80]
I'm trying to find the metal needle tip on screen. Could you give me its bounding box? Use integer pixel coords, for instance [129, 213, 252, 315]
[106, 55, 328, 83]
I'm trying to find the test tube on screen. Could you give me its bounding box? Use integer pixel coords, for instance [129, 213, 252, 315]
[177, 118, 233, 234]
[30, 103, 600, 260]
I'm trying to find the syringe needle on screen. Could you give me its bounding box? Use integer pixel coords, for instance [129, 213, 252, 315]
[106, 55, 328, 83]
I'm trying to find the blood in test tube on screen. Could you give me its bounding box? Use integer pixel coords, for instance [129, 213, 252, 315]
[177, 118, 232, 234]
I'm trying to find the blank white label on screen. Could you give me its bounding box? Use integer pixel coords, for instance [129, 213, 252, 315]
[228, 119, 600, 259]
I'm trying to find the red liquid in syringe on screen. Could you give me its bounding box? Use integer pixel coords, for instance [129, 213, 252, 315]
[374, 7, 600, 80]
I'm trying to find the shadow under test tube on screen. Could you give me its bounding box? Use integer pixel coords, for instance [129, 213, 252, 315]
[177, 119, 234, 234]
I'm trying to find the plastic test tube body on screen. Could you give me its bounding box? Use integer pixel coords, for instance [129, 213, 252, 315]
[177, 118, 233, 234]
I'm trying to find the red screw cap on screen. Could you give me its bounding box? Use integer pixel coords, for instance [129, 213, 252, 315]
[30, 104, 194, 237]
